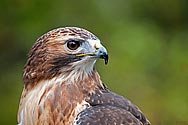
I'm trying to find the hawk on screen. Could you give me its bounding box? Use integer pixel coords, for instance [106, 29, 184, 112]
[17, 27, 151, 125]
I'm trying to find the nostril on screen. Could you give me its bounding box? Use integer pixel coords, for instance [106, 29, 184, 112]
[99, 50, 105, 55]
[94, 44, 99, 50]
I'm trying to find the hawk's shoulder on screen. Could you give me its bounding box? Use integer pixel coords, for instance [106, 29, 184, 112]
[75, 88, 150, 125]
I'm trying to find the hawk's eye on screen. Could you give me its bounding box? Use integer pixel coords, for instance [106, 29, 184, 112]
[67, 40, 80, 50]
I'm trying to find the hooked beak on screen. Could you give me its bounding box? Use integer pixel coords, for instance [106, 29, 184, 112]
[96, 46, 108, 65]
[76, 46, 108, 65]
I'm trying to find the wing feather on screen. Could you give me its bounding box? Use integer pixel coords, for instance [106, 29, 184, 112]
[83, 88, 150, 125]
[75, 105, 142, 125]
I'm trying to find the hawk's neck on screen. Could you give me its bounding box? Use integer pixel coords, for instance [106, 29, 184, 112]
[18, 70, 105, 125]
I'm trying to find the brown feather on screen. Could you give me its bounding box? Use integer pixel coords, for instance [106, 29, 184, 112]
[18, 70, 104, 125]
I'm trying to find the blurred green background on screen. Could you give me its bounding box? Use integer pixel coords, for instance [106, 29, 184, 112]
[0, 0, 188, 124]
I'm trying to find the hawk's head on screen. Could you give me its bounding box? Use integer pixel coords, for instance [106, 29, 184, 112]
[23, 27, 108, 87]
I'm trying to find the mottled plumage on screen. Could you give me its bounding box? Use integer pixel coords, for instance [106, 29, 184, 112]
[17, 27, 150, 125]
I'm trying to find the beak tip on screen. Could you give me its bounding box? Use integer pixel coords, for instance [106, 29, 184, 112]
[104, 55, 108, 65]
[99, 53, 108, 65]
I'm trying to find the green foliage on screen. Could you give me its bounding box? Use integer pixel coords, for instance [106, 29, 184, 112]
[0, 0, 187, 124]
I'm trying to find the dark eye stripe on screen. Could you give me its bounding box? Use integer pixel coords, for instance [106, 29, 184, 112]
[47, 54, 82, 78]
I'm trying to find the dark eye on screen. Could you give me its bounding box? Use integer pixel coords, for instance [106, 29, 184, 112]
[67, 40, 81, 50]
